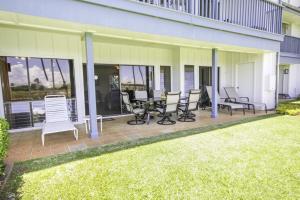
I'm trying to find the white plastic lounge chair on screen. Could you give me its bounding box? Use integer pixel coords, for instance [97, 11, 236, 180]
[42, 95, 78, 146]
[224, 87, 267, 114]
[206, 86, 245, 115]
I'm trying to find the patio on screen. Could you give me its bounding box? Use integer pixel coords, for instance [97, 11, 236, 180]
[6, 109, 270, 164]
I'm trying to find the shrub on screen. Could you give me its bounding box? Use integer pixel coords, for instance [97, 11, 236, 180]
[276, 100, 300, 116]
[0, 118, 9, 176]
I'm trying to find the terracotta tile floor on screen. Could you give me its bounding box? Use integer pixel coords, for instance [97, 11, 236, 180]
[6, 109, 271, 164]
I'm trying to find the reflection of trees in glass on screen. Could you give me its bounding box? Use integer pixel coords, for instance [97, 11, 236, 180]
[120, 65, 154, 100]
[2, 56, 75, 101]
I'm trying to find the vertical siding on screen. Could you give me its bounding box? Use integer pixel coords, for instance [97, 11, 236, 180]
[0, 26, 85, 122]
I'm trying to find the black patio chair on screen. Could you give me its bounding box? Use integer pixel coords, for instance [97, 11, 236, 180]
[121, 92, 146, 125]
[156, 91, 181, 125]
[178, 89, 201, 122]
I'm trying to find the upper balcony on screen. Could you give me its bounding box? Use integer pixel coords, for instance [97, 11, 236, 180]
[280, 35, 300, 64]
[137, 0, 283, 34]
[281, 35, 300, 54]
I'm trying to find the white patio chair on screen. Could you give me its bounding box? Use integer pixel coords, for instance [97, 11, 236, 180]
[42, 95, 78, 146]
[134, 90, 148, 108]
[134, 90, 148, 99]
[157, 91, 181, 125]
[121, 92, 146, 125]
[206, 86, 245, 116]
[178, 89, 201, 122]
[153, 90, 163, 98]
[224, 87, 267, 114]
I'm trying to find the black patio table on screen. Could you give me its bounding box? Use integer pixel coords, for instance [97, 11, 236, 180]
[133, 97, 166, 124]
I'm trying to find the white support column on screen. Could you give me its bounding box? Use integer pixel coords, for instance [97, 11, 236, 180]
[85, 32, 99, 139]
[0, 68, 4, 117]
[275, 52, 280, 108]
[211, 48, 218, 118]
[155, 65, 161, 90]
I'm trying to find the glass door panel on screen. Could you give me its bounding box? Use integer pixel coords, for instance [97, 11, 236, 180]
[84, 64, 121, 116]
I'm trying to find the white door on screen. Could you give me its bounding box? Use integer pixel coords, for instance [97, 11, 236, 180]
[237, 63, 254, 102]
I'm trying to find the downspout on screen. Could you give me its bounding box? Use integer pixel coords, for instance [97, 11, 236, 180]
[275, 52, 280, 109]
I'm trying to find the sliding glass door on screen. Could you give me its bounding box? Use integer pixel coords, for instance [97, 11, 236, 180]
[199, 66, 220, 106]
[199, 66, 220, 91]
[83, 64, 121, 116]
[83, 64, 154, 116]
[120, 65, 154, 101]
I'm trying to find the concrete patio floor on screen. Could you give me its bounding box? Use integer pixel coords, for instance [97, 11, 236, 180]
[6, 109, 271, 164]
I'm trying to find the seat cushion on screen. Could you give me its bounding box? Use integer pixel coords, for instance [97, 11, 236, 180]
[42, 121, 76, 135]
[222, 102, 244, 109]
[132, 108, 145, 114]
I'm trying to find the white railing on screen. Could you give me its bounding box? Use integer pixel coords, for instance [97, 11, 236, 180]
[136, 0, 282, 34]
[4, 98, 77, 129]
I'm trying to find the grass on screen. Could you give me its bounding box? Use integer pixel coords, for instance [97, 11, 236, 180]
[1, 114, 300, 200]
[277, 99, 300, 115]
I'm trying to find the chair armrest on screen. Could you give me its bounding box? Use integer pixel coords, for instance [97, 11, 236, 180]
[225, 97, 237, 102]
[239, 97, 249, 102]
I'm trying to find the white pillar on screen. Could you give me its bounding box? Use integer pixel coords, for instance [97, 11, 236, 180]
[85, 32, 99, 139]
[155, 65, 160, 90]
[211, 48, 218, 118]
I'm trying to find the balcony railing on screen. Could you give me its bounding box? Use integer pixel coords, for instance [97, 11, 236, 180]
[281, 35, 300, 55]
[137, 0, 282, 34]
[4, 98, 78, 130]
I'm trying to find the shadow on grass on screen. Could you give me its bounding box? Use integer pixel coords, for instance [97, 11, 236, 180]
[1, 113, 280, 198]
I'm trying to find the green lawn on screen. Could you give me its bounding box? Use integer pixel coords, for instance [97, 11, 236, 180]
[2, 115, 300, 200]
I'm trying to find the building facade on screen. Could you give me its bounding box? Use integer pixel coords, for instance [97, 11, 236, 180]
[0, 0, 285, 134]
[279, 0, 300, 98]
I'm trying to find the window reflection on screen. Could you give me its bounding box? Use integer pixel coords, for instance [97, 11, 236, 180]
[5, 57, 29, 101]
[120, 65, 154, 100]
[1, 56, 76, 129]
[28, 58, 53, 100]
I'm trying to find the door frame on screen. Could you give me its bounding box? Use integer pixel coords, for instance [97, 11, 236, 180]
[235, 62, 255, 101]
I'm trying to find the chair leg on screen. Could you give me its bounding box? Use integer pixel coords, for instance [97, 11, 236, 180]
[253, 105, 256, 114]
[41, 134, 45, 146]
[265, 105, 268, 114]
[74, 128, 78, 140]
[243, 107, 245, 115]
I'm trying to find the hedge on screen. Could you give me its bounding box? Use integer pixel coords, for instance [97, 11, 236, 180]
[0, 118, 9, 176]
[276, 99, 300, 116]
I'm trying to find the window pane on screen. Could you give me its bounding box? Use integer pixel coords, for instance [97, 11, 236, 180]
[6, 57, 30, 101]
[28, 58, 53, 100]
[52, 59, 73, 98]
[184, 65, 194, 93]
[120, 65, 154, 101]
[160, 66, 171, 92]
[133, 66, 146, 90]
